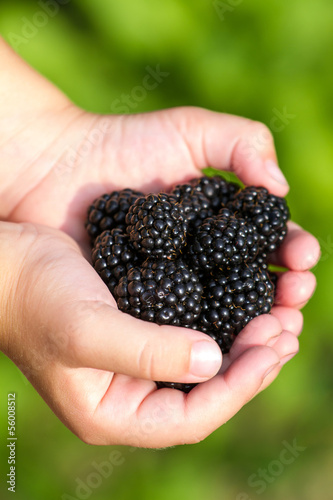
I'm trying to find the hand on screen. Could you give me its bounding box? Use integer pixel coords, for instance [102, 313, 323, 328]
[0, 40, 320, 446]
[0, 223, 304, 448]
[1, 106, 319, 447]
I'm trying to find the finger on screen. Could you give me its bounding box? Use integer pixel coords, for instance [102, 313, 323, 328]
[274, 271, 317, 308]
[61, 300, 222, 384]
[270, 306, 304, 336]
[267, 330, 299, 359]
[220, 309, 301, 376]
[255, 332, 299, 395]
[269, 221, 321, 271]
[124, 346, 280, 447]
[228, 314, 283, 361]
[26, 235, 222, 385]
[171, 107, 289, 196]
[47, 346, 280, 448]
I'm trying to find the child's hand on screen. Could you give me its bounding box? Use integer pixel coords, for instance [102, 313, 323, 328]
[0, 222, 304, 448]
[0, 39, 320, 446]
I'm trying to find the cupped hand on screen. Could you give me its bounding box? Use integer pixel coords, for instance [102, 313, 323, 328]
[4, 104, 319, 309]
[0, 222, 301, 447]
[1, 105, 320, 447]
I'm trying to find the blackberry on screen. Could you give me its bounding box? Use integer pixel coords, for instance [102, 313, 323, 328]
[198, 264, 274, 353]
[228, 186, 290, 253]
[155, 381, 196, 393]
[91, 229, 141, 295]
[171, 184, 213, 230]
[85, 188, 143, 243]
[187, 176, 240, 211]
[115, 258, 203, 327]
[188, 208, 260, 273]
[125, 193, 188, 259]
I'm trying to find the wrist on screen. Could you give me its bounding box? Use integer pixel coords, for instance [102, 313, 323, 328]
[0, 38, 83, 218]
[0, 38, 70, 116]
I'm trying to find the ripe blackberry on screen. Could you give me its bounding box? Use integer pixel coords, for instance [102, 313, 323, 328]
[85, 188, 143, 243]
[188, 176, 240, 211]
[228, 186, 290, 253]
[188, 208, 260, 273]
[198, 264, 274, 353]
[155, 381, 196, 393]
[92, 229, 141, 295]
[125, 193, 188, 259]
[171, 184, 213, 230]
[115, 258, 203, 327]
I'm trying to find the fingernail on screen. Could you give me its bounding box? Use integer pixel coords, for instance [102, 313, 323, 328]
[190, 341, 222, 378]
[280, 351, 298, 366]
[265, 159, 289, 187]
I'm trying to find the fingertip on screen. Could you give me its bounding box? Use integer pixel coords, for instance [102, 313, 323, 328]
[264, 159, 290, 193]
[271, 306, 304, 336]
[273, 222, 321, 271]
[274, 271, 317, 308]
[273, 330, 299, 360]
[230, 120, 289, 196]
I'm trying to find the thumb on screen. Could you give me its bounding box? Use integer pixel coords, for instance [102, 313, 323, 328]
[59, 300, 222, 384]
[170, 106, 289, 196]
[3, 224, 221, 385]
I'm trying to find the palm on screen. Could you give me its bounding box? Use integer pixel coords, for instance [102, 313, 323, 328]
[9, 110, 203, 246]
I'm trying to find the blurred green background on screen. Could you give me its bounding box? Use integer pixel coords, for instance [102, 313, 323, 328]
[0, 1, 332, 499]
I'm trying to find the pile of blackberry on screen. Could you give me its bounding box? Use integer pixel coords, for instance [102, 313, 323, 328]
[86, 177, 290, 392]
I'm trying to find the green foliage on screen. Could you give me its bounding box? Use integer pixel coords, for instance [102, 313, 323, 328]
[0, 1, 332, 499]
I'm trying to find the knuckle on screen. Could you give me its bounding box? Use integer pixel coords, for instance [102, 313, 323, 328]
[247, 120, 274, 142]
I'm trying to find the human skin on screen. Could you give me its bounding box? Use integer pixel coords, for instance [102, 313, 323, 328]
[0, 39, 319, 447]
